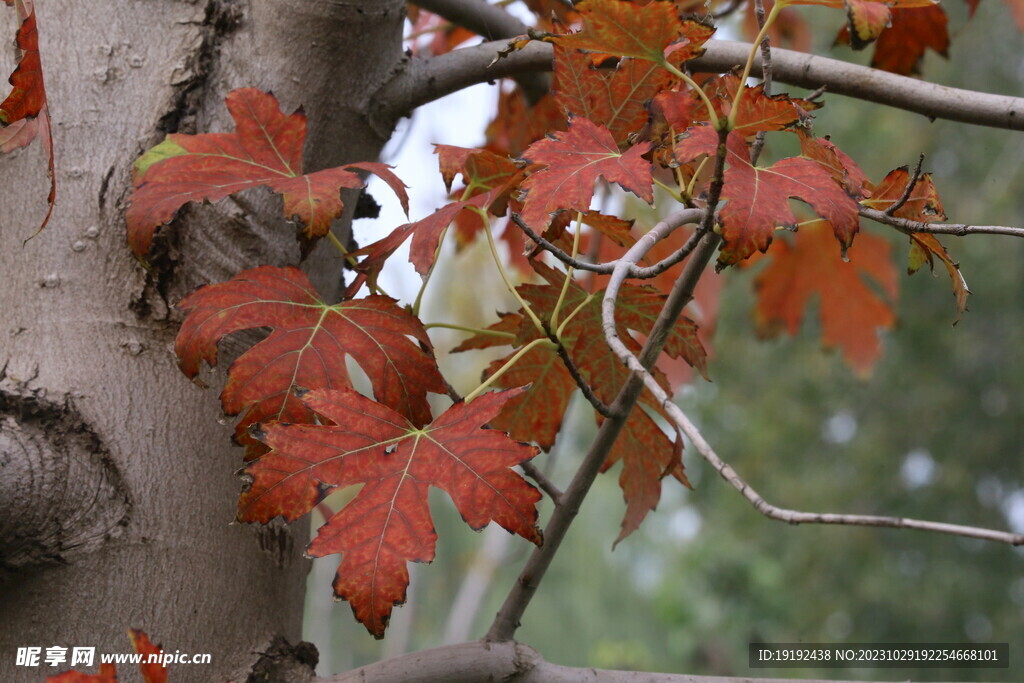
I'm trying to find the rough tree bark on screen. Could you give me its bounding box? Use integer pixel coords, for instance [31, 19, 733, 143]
[0, 1, 404, 680]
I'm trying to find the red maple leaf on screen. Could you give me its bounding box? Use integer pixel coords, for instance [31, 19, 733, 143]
[243, 387, 542, 637]
[351, 145, 523, 281]
[485, 87, 566, 158]
[47, 666, 118, 683]
[1, 0, 54, 233]
[675, 127, 860, 267]
[127, 629, 167, 683]
[176, 266, 446, 455]
[799, 131, 872, 199]
[862, 166, 946, 222]
[0, 0, 45, 124]
[518, 115, 653, 229]
[908, 232, 970, 322]
[743, 0, 813, 52]
[837, 5, 949, 75]
[1004, 0, 1024, 30]
[549, 0, 712, 65]
[861, 166, 968, 320]
[455, 263, 706, 540]
[754, 221, 897, 374]
[48, 629, 166, 683]
[792, 0, 937, 45]
[126, 88, 409, 256]
[552, 46, 674, 146]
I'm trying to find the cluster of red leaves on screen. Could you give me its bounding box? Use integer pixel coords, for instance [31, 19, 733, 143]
[47, 629, 166, 683]
[1, 0, 54, 231]
[454, 262, 707, 542]
[125, 0, 972, 640]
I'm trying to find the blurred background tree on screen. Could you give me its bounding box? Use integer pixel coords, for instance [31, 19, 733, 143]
[305, 1, 1023, 679]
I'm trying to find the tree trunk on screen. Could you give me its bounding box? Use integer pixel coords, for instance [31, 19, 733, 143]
[0, 1, 404, 680]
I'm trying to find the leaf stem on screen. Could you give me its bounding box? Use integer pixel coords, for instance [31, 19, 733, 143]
[329, 230, 392, 298]
[477, 206, 547, 336]
[654, 176, 683, 203]
[556, 290, 597, 339]
[464, 337, 553, 403]
[551, 212, 583, 332]
[412, 258, 439, 316]
[424, 322, 517, 339]
[685, 156, 710, 201]
[728, 1, 783, 130]
[661, 60, 721, 130]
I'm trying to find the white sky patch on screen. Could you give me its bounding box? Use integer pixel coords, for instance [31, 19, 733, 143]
[900, 448, 937, 490]
[359, 80, 498, 304]
[822, 410, 857, 445]
[1001, 489, 1024, 534]
[665, 506, 702, 542]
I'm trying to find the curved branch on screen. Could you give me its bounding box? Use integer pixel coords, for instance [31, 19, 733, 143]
[484, 208, 706, 643]
[510, 211, 708, 278]
[601, 220, 1024, 549]
[325, 640, 882, 682]
[377, 39, 1024, 131]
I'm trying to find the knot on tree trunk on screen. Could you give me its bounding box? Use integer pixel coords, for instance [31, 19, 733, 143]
[0, 390, 130, 581]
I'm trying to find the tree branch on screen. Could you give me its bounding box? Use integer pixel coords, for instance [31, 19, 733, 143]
[601, 214, 1024, 549]
[410, 0, 548, 102]
[484, 208, 706, 643]
[325, 640, 896, 682]
[377, 39, 1024, 131]
[414, 0, 529, 40]
[861, 206, 1024, 238]
[520, 460, 564, 503]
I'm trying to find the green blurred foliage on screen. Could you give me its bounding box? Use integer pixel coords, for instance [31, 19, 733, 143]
[306, 1, 1024, 679]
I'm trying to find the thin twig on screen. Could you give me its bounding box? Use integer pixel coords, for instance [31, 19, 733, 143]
[550, 334, 617, 418]
[520, 461, 563, 503]
[748, 0, 773, 165]
[601, 209, 1024, 551]
[509, 211, 707, 278]
[884, 153, 925, 216]
[861, 206, 1024, 238]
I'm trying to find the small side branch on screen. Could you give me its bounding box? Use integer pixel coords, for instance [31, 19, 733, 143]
[520, 461, 563, 503]
[550, 336, 617, 419]
[510, 210, 707, 278]
[861, 206, 1024, 238]
[884, 153, 925, 216]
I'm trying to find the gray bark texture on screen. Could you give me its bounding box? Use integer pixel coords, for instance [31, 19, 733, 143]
[0, 1, 404, 681]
